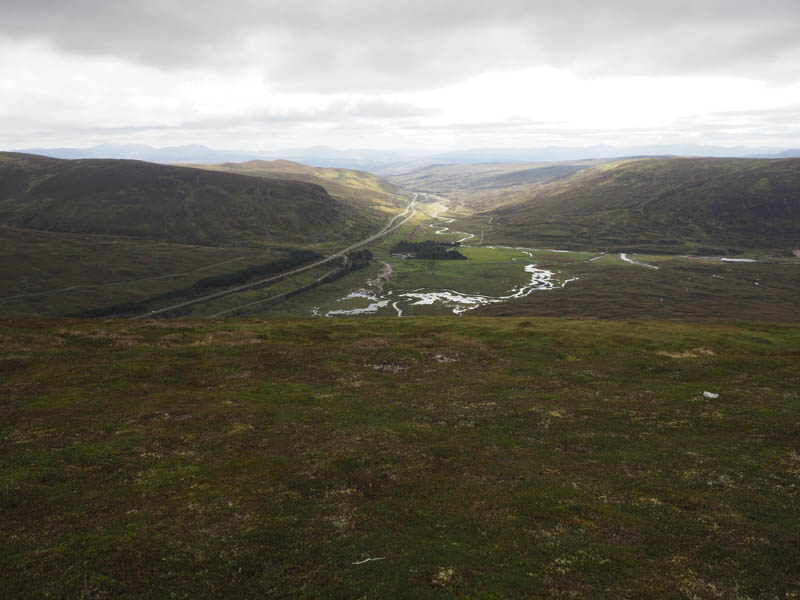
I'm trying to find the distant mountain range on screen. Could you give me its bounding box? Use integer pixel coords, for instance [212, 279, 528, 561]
[14, 144, 267, 165]
[12, 144, 415, 171]
[11, 143, 800, 171]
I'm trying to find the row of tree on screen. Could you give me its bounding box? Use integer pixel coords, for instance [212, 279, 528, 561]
[69, 249, 322, 317]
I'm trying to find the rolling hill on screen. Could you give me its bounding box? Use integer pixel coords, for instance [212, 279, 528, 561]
[194, 159, 409, 213]
[0, 152, 417, 315]
[0, 153, 381, 247]
[386, 160, 603, 196]
[462, 157, 800, 254]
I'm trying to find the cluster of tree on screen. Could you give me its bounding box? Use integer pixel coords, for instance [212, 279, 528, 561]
[390, 240, 467, 260]
[344, 249, 373, 270]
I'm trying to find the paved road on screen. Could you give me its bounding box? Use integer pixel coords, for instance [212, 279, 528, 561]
[130, 193, 419, 319]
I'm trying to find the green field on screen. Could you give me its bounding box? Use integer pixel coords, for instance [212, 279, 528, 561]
[2, 316, 799, 598]
[385, 255, 531, 297]
[247, 215, 582, 318]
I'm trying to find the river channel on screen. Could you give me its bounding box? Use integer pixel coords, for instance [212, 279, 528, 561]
[323, 201, 579, 317]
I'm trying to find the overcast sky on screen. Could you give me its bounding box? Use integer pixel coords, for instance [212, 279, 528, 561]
[2, 0, 800, 151]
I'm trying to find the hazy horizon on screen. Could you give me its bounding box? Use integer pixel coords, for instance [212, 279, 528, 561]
[2, 1, 800, 151]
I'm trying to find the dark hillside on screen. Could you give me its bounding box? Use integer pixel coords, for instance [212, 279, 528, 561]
[477, 157, 800, 253]
[0, 153, 353, 246]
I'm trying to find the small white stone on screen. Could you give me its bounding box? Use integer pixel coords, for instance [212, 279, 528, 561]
[703, 391, 720, 399]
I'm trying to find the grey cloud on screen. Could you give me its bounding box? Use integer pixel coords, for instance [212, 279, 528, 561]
[181, 100, 438, 129]
[401, 119, 573, 133]
[394, 104, 800, 146]
[670, 105, 800, 135]
[328, 99, 437, 119]
[2, 1, 800, 92]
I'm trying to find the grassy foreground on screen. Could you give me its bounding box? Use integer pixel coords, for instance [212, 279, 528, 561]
[1, 316, 799, 598]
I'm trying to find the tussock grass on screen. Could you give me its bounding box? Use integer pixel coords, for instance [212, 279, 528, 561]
[2, 316, 798, 598]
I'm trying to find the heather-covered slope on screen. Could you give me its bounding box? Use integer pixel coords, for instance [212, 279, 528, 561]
[0, 153, 369, 247]
[468, 158, 800, 253]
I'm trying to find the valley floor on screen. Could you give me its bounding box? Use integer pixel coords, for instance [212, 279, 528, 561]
[2, 316, 799, 598]
[252, 196, 800, 322]
[2, 192, 798, 322]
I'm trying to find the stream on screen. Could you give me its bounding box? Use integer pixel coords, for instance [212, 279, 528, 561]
[319, 197, 776, 317]
[324, 201, 579, 317]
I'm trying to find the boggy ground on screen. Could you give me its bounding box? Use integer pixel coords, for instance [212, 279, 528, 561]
[1, 316, 799, 598]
